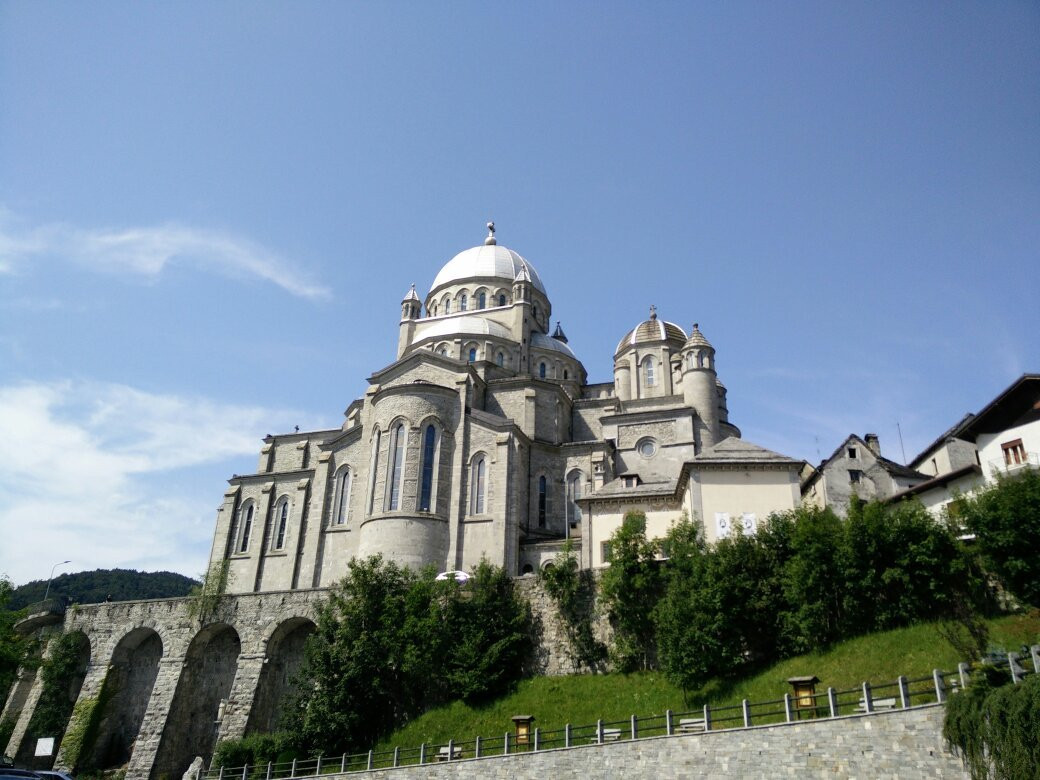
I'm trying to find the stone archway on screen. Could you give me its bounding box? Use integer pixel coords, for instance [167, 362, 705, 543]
[151, 623, 240, 780]
[82, 627, 163, 772]
[246, 618, 315, 734]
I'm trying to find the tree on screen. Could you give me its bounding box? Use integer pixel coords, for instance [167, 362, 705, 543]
[281, 556, 532, 756]
[957, 469, 1040, 607]
[841, 499, 988, 633]
[779, 506, 846, 652]
[0, 576, 31, 706]
[599, 511, 663, 672]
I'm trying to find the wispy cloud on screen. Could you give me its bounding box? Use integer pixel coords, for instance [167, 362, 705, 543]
[0, 380, 311, 585]
[0, 210, 330, 300]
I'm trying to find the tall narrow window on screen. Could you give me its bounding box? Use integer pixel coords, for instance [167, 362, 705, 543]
[419, 424, 437, 511]
[470, 455, 486, 514]
[566, 471, 583, 526]
[460, 294, 468, 311]
[367, 429, 381, 515]
[478, 292, 486, 309]
[1002, 438, 1026, 466]
[496, 352, 504, 367]
[238, 503, 254, 553]
[333, 466, 352, 525]
[386, 422, 406, 511]
[498, 294, 507, 306]
[643, 357, 655, 387]
[443, 297, 451, 314]
[538, 476, 548, 528]
[539, 362, 546, 378]
[468, 347, 477, 362]
[273, 497, 289, 550]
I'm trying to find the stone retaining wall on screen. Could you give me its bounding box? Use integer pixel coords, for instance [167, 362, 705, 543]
[345, 706, 967, 779]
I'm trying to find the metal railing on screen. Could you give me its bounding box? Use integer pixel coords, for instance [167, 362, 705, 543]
[204, 648, 1040, 780]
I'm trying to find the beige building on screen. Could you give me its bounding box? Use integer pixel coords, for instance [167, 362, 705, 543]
[209, 225, 805, 592]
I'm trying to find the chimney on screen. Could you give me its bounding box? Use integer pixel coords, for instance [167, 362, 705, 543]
[864, 433, 881, 457]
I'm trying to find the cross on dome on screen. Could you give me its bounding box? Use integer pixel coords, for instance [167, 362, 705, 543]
[485, 221, 497, 246]
[649, 304, 658, 321]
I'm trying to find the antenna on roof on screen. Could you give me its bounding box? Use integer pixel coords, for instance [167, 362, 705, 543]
[814, 435, 821, 463]
[896, 421, 907, 464]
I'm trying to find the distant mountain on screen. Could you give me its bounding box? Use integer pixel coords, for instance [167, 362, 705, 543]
[7, 568, 199, 610]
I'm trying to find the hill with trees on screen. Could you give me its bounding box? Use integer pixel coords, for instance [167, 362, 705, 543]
[6, 568, 198, 610]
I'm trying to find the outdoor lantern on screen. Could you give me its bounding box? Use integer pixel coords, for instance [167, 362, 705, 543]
[511, 715, 535, 745]
[788, 676, 820, 716]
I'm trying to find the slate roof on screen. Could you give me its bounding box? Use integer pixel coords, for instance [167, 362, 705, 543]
[693, 436, 803, 466]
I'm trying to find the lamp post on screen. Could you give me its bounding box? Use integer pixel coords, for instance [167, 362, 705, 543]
[43, 560, 71, 602]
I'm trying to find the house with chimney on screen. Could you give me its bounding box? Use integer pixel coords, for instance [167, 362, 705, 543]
[801, 433, 927, 516]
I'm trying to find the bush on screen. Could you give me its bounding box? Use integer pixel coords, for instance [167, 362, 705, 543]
[540, 541, 607, 672]
[944, 666, 1040, 780]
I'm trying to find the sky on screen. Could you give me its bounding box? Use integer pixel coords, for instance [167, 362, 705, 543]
[1, 2, 1037, 586]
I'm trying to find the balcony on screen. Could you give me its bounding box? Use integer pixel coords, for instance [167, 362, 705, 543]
[989, 451, 1039, 477]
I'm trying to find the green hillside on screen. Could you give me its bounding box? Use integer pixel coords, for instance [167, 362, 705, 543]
[373, 612, 1040, 752]
[7, 568, 198, 610]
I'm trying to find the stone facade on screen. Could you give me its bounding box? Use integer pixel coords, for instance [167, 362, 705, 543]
[208, 227, 804, 593]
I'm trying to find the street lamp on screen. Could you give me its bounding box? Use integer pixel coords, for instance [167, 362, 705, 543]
[43, 560, 71, 602]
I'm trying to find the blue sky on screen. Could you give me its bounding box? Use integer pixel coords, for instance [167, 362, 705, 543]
[1, 2, 1037, 586]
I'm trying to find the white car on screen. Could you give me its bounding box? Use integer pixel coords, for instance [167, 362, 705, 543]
[434, 570, 470, 584]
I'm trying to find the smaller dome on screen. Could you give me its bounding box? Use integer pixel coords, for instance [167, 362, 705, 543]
[415, 314, 513, 342]
[531, 331, 578, 360]
[683, 323, 713, 351]
[616, 307, 687, 355]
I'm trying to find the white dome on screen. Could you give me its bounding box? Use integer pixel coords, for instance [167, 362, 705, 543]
[415, 314, 514, 342]
[429, 244, 546, 296]
[530, 332, 578, 360]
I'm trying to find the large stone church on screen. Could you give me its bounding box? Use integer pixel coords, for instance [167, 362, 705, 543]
[213, 224, 803, 594]
[3, 225, 808, 780]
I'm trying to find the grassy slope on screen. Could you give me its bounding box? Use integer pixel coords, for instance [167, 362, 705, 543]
[373, 612, 1040, 751]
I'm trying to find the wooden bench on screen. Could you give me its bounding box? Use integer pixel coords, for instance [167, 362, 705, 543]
[589, 728, 622, 743]
[676, 718, 706, 733]
[855, 697, 897, 712]
[436, 745, 463, 761]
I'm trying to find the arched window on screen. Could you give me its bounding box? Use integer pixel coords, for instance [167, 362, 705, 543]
[237, 502, 254, 553]
[538, 476, 548, 528]
[460, 293, 468, 311]
[496, 352, 504, 367]
[332, 466, 352, 525]
[498, 294, 507, 306]
[272, 496, 290, 550]
[443, 296, 451, 314]
[385, 422, 406, 511]
[643, 356, 655, 387]
[567, 471, 583, 526]
[478, 291, 486, 309]
[539, 362, 546, 379]
[468, 347, 477, 363]
[367, 429, 381, 515]
[470, 454, 487, 514]
[418, 424, 438, 512]
[563, 369, 569, 380]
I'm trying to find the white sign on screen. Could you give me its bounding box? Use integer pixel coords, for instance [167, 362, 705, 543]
[35, 737, 55, 757]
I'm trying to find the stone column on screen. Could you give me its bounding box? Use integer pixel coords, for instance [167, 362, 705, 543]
[446, 378, 469, 570]
[215, 652, 265, 743]
[296, 451, 331, 588]
[123, 654, 186, 780]
[53, 656, 113, 772]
